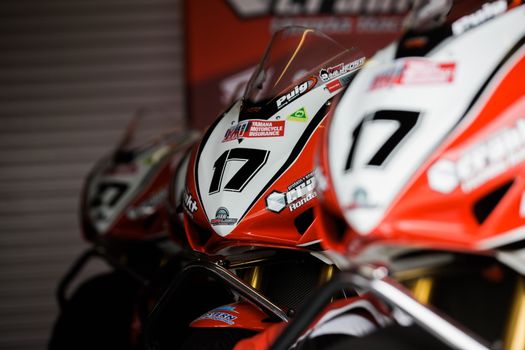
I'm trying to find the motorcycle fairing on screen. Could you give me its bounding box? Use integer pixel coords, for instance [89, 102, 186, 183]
[182, 27, 365, 253]
[321, 5, 525, 257]
[195, 83, 334, 238]
[328, 6, 525, 236]
[83, 132, 197, 240]
[183, 104, 332, 253]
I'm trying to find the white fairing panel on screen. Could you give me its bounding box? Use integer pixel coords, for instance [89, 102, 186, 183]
[197, 84, 337, 237]
[329, 7, 525, 235]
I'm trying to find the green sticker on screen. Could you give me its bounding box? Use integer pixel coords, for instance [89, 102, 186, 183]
[288, 107, 308, 122]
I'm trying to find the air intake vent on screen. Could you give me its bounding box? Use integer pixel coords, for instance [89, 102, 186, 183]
[473, 180, 513, 224]
[294, 208, 315, 235]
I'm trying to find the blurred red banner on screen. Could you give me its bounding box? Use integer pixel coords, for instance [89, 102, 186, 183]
[185, 0, 410, 129]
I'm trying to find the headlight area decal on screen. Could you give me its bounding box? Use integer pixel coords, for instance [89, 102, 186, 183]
[266, 171, 317, 213]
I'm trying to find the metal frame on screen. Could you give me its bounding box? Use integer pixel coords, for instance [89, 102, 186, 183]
[144, 257, 289, 349]
[270, 264, 492, 350]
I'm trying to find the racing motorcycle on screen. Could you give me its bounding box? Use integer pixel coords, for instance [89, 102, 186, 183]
[49, 113, 199, 350]
[267, 1, 525, 349]
[144, 27, 368, 350]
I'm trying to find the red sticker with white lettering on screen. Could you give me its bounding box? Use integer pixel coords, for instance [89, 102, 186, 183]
[326, 79, 343, 93]
[370, 59, 456, 90]
[223, 120, 285, 142]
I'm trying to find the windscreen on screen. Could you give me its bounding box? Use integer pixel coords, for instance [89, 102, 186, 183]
[241, 27, 364, 119]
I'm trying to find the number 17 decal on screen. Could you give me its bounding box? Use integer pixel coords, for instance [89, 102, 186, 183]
[345, 110, 420, 171]
[209, 148, 270, 194]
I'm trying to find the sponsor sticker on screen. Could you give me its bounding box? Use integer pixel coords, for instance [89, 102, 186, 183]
[428, 118, 525, 193]
[452, 0, 507, 35]
[212, 306, 238, 313]
[319, 57, 365, 82]
[211, 207, 238, 226]
[370, 59, 456, 90]
[326, 79, 343, 93]
[223, 120, 285, 142]
[183, 189, 198, 214]
[287, 107, 308, 122]
[266, 172, 317, 213]
[275, 77, 317, 109]
[196, 311, 238, 325]
[345, 187, 377, 210]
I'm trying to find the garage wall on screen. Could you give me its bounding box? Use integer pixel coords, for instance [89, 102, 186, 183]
[0, 0, 185, 348]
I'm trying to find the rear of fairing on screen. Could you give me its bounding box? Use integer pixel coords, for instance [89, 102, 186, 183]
[181, 28, 366, 254]
[319, 4, 525, 259]
[81, 131, 199, 241]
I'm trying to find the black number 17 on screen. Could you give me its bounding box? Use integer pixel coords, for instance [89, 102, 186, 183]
[209, 148, 270, 194]
[345, 110, 420, 171]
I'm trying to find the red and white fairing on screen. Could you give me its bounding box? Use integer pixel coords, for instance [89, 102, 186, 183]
[182, 28, 365, 253]
[321, 4, 525, 263]
[196, 89, 333, 238]
[82, 130, 198, 241]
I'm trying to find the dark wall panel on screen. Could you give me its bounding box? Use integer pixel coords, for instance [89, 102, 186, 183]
[0, 0, 185, 348]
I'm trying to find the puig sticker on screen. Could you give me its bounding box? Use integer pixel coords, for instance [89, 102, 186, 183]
[452, 0, 507, 35]
[275, 77, 317, 109]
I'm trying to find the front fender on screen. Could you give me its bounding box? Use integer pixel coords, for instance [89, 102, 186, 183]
[190, 301, 276, 332]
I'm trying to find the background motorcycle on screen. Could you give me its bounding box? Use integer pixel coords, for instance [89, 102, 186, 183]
[49, 113, 198, 350]
[272, 1, 525, 349]
[145, 27, 367, 350]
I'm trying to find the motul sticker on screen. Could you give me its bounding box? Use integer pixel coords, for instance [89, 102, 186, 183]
[428, 118, 525, 193]
[196, 311, 237, 325]
[276, 77, 317, 109]
[223, 120, 285, 142]
[288, 107, 308, 122]
[210, 207, 237, 226]
[370, 60, 456, 90]
[319, 57, 365, 82]
[266, 172, 317, 213]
